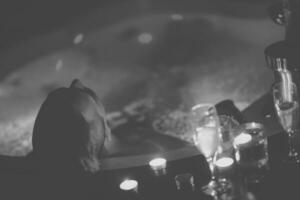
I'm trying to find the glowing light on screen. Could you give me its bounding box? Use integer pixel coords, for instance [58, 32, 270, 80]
[191, 104, 213, 111]
[235, 151, 240, 162]
[234, 133, 252, 146]
[120, 179, 138, 191]
[265, 114, 271, 118]
[138, 33, 153, 44]
[149, 158, 167, 170]
[215, 157, 234, 168]
[73, 33, 84, 44]
[171, 14, 184, 21]
[55, 60, 63, 71]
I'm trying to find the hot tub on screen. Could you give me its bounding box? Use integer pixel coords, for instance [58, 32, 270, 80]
[0, 0, 283, 166]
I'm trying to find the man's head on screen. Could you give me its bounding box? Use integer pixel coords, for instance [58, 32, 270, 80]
[32, 79, 110, 174]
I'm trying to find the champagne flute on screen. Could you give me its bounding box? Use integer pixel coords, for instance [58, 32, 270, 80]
[273, 82, 300, 164]
[213, 115, 239, 198]
[190, 104, 220, 198]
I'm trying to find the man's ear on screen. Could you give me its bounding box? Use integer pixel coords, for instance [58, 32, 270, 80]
[70, 79, 112, 141]
[105, 123, 112, 142]
[102, 130, 115, 158]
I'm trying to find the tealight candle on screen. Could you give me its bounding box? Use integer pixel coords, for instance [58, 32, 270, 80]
[120, 179, 138, 192]
[215, 157, 234, 168]
[149, 158, 167, 171]
[234, 132, 252, 146]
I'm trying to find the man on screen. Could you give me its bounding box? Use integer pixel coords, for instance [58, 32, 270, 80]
[31, 79, 111, 174]
[1, 79, 111, 200]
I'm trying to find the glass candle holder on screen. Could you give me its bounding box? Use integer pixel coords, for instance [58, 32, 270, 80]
[149, 157, 167, 176]
[234, 122, 269, 183]
[174, 173, 195, 192]
[120, 179, 139, 195]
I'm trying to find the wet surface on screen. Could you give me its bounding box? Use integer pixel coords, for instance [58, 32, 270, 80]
[0, 0, 284, 156]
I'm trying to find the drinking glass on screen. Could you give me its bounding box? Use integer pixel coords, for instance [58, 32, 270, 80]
[234, 123, 269, 182]
[233, 122, 269, 199]
[273, 82, 300, 164]
[190, 104, 220, 198]
[218, 115, 240, 151]
[214, 115, 239, 193]
[174, 173, 195, 192]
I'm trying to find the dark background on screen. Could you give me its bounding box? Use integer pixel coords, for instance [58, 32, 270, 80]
[0, 0, 274, 51]
[0, 0, 113, 51]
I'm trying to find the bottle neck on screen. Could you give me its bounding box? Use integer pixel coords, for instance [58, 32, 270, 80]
[274, 69, 300, 95]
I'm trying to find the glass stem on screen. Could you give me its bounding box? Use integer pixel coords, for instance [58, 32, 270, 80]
[288, 130, 296, 157]
[207, 156, 217, 181]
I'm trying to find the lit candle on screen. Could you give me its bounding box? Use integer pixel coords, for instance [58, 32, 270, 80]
[120, 179, 138, 192]
[234, 133, 252, 146]
[149, 158, 167, 171]
[215, 157, 234, 168]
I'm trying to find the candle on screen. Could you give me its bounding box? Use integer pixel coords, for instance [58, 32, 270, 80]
[234, 133, 252, 146]
[215, 157, 234, 168]
[149, 158, 167, 171]
[120, 179, 138, 192]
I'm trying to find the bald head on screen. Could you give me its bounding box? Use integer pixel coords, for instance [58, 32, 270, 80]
[32, 80, 110, 173]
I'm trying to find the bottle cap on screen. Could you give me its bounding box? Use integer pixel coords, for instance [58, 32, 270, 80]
[265, 41, 300, 71]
